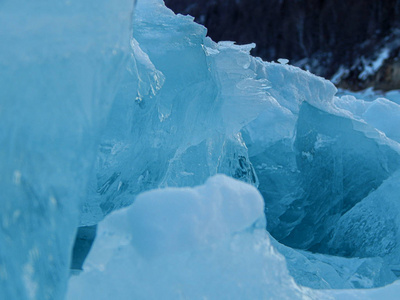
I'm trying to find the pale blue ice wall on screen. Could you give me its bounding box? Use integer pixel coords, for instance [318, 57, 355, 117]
[0, 1, 133, 299]
[3, 0, 400, 298]
[81, 0, 272, 225]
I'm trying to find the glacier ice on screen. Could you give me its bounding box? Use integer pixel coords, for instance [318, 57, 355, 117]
[81, 0, 272, 225]
[0, 0, 133, 299]
[244, 79, 400, 252]
[280, 102, 400, 251]
[69, 175, 397, 297]
[68, 175, 316, 300]
[3, 0, 400, 299]
[327, 280, 400, 299]
[328, 170, 400, 263]
[334, 95, 400, 143]
[272, 236, 396, 289]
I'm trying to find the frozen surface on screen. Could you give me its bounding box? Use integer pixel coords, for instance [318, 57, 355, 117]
[272, 238, 396, 289]
[244, 89, 400, 288]
[281, 102, 400, 251]
[68, 175, 316, 300]
[3, 0, 400, 298]
[81, 0, 272, 225]
[327, 280, 400, 299]
[336, 88, 400, 106]
[329, 170, 400, 266]
[240, 65, 400, 290]
[334, 91, 400, 142]
[244, 87, 400, 254]
[0, 1, 133, 299]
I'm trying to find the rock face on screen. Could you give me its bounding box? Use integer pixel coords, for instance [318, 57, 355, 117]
[165, 0, 400, 90]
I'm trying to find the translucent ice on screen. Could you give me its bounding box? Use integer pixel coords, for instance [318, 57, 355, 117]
[273, 238, 396, 289]
[328, 170, 400, 265]
[244, 80, 400, 253]
[81, 1, 272, 225]
[334, 95, 400, 143]
[68, 175, 316, 299]
[278, 102, 400, 251]
[0, 1, 133, 299]
[4, 0, 400, 298]
[240, 61, 400, 290]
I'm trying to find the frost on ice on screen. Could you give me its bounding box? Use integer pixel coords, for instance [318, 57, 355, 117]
[3, 0, 400, 299]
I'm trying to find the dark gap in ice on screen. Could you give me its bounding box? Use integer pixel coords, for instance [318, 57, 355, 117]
[70, 225, 97, 271]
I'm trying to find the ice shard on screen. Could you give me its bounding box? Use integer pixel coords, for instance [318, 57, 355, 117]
[329, 170, 400, 266]
[81, 0, 272, 225]
[277, 102, 400, 251]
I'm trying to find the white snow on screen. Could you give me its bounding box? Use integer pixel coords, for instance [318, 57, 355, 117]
[359, 48, 390, 80]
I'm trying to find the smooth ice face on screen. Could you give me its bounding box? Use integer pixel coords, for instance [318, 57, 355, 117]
[241, 61, 346, 247]
[81, 1, 272, 225]
[278, 102, 400, 251]
[0, 1, 132, 299]
[68, 175, 315, 299]
[245, 86, 400, 254]
[238, 59, 400, 289]
[242, 59, 338, 156]
[328, 170, 400, 266]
